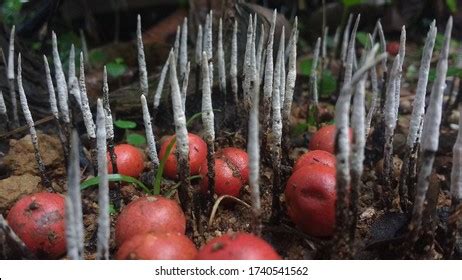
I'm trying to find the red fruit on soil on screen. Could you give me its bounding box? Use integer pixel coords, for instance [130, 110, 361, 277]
[216, 147, 249, 184]
[386, 41, 400, 56]
[293, 150, 336, 172]
[6, 192, 66, 258]
[197, 232, 281, 260]
[308, 124, 352, 154]
[116, 232, 198, 260]
[115, 196, 186, 246]
[199, 158, 243, 197]
[285, 164, 336, 237]
[159, 133, 207, 180]
[107, 144, 144, 178]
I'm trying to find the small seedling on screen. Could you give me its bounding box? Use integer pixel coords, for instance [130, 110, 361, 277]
[114, 119, 147, 147]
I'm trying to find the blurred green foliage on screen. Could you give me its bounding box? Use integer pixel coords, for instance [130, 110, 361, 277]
[1, 0, 23, 25]
[446, 0, 457, 13]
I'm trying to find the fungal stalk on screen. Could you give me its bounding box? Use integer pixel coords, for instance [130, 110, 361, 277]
[179, 17, 188, 81]
[137, 15, 149, 96]
[68, 44, 76, 88]
[332, 26, 341, 59]
[17, 54, 51, 189]
[247, 46, 261, 236]
[44, 55, 69, 162]
[52, 31, 70, 125]
[202, 51, 216, 206]
[262, 10, 276, 147]
[141, 95, 159, 170]
[7, 25, 19, 128]
[270, 28, 285, 220]
[285, 17, 298, 61]
[408, 17, 452, 244]
[217, 18, 227, 116]
[153, 58, 169, 111]
[102, 67, 121, 208]
[95, 99, 110, 260]
[343, 15, 361, 87]
[0, 90, 9, 130]
[230, 20, 238, 114]
[102, 66, 117, 172]
[365, 34, 380, 139]
[349, 63, 367, 244]
[168, 50, 191, 212]
[79, 53, 97, 173]
[195, 24, 203, 96]
[308, 37, 321, 126]
[394, 26, 406, 120]
[398, 21, 436, 210]
[446, 103, 462, 257]
[243, 15, 255, 112]
[332, 44, 385, 258]
[65, 130, 84, 259]
[282, 22, 298, 154]
[256, 24, 265, 83]
[181, 61, 191, 111]
[204, 11, 213, 87]
[382, 54, 400, 207]
[173, 25, 181, 66]
[340, 14, 353, 64]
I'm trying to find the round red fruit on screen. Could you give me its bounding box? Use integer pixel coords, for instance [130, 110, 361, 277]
[216, 147, 249, 184]
[197, 232, 281, 260]
[285, 164, 336, 237]
[293, 150, 336, 172]
[116, 232, 197, 260]
[199, 158, 243, 197]
[115, 196, 186, 246]
[308, 124, 352, 154]
[107, 144, 144, 178]
[159, 133, 207, 180]
[386, 41, 400, 56]
[7, 192, 66, 258]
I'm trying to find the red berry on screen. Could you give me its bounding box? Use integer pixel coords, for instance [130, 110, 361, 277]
[115, 196, 186, 246]
[293, 150, 336, 172]
[116, 232, 197, 260]
[216, 147, 249, 184]
[159, 133, 207, 180]
[7, 192, 66, 258]
[199, 158, 243, 197]
[285, 164, 336, 237]
[386, 41, 400, 56]
[107, 144, 144, 178]
[197, 232, 281, 260]
[308, 125, 352, 154]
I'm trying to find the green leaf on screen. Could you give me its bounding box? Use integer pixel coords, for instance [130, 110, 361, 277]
[320, 70, 337, 97]
[1, 0, 23, 25]
[107, 61, 127, 78]
[342, 0, 363, 8]
[356, 32, 369, 47]
[114, 120, 137, 129]
[428, 67, 462, 82]
[81, 174, 150, 194]
[446, 0, 457, 13]
[127, 133, 146, 146]
[293, 122, 309, 136]
[300, 58, 313, 76]
[109, 203, 117, 215]
[89, 50, 107, 65]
